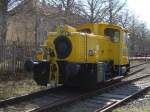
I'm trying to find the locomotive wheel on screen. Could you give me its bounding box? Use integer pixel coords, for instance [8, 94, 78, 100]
[33, 61, 50, 86]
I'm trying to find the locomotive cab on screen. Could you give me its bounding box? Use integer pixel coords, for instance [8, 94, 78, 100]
[25, 23, 130, 89]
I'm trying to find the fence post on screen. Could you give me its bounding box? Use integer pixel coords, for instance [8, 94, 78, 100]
[12, 41, 16, 75]
[0, 41, 36, 74]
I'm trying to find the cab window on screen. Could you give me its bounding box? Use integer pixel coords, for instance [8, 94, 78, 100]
[124, 32, 128, 45]
[104, 28, 120, 42]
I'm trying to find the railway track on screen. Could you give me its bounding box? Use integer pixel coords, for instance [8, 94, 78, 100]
[94, 74, 150, 112]
[94, 77, 150, 112]
[0, 62, 148, 112]
[50, 64, 150, 112]
[130, 61, 147, 69]
[53, 74, 150, 112]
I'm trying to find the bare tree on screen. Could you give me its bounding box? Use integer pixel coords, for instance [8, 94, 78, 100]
[0, 0, 24, 42]
[0, 0, 8, 42]
[117, 9, 131, 28]
[74, 0, 127, 23]
[47, 0, 75, 15]
[47, 0, 77, 24]
[105, 0, 127, 24]
[76, 0, 107, 23]
[136, 23, 148, 53]
[128, 15, 150, 56]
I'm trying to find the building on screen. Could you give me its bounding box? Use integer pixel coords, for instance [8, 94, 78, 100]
[7, 0, 86, 43]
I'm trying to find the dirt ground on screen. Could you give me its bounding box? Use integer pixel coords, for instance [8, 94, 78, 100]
[113, 99, 150, 112]
[130, 60, 147, 66]
[0, 72, 45, 100]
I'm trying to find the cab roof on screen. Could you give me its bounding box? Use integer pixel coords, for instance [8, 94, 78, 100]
[76, 22, 125, 31]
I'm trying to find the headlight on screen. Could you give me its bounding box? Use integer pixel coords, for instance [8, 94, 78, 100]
[35, 48, 44, 60]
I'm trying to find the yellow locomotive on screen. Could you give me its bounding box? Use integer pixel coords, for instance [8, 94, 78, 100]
[25, 22, 130, 89]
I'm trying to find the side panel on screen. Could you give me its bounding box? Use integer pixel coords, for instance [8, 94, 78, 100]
[86, 35, 113, 63]
[65, 33, 86, 62]
[113, 43, 120, 65]
[122, 31, 129, 64]
[86, 35, 99, 63]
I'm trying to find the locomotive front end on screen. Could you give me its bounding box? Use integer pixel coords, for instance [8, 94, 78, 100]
[47, 28, 91, 87]
[25, 25, 90, 87]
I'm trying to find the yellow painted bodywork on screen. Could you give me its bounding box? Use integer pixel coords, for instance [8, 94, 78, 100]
[36, 53, 44, 61]
[41, 23, 129, 66]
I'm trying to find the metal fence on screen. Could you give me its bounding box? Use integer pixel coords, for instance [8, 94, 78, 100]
[0, 41, 36, 74]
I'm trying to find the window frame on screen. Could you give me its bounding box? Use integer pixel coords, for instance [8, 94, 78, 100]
[123, 32, 129, 45]
[104, 28, 120, 43]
